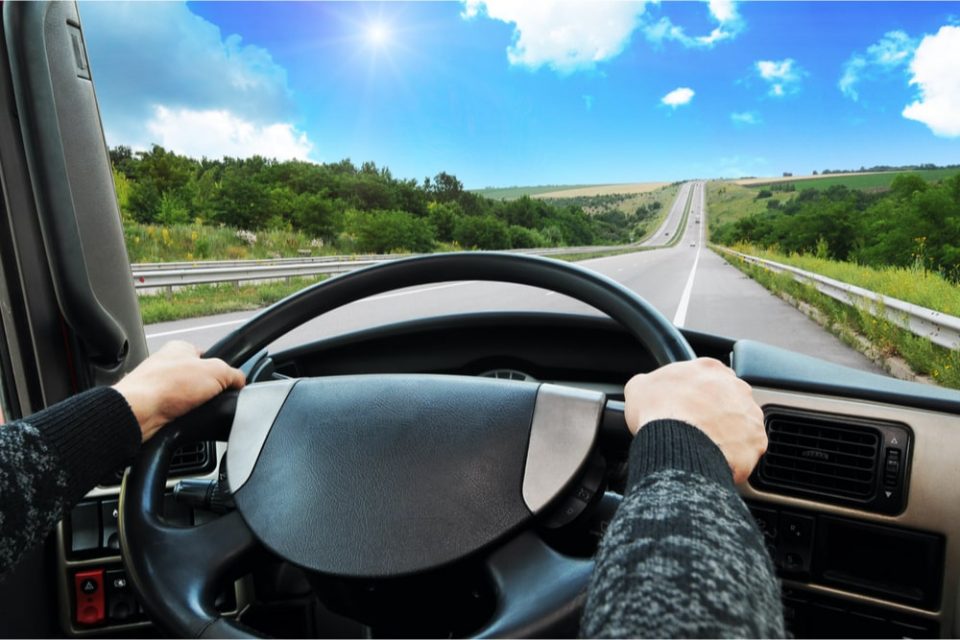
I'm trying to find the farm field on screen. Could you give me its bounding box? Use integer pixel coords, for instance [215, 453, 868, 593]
[470, 184, 596, 200]
[534, 182, 670, 198]
[471, 181, 670, 201]
[734, 168, 960, 190]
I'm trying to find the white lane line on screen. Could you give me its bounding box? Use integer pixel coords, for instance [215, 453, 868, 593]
[360, 281, 471, 302]
[672, 182, 704, 328]
[147, 318, 248, 339]
[146, 281, 474, 338]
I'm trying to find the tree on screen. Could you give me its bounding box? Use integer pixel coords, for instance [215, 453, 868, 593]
[349, 210, 435, 253]
[453, 216, 510, 249]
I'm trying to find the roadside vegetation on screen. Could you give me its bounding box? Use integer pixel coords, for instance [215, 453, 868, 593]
[112, 145, 636, 260]
[719, 251, 960, 390]
[542, 183, 680, 244]
[138, 276, 326, 324]
[723, 244, 960, 316]
[713, 171, 960, 282]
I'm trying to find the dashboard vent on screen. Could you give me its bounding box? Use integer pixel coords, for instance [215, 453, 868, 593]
[752, 407, 911, 515]
[480, 369, 536, 382]
[170, 442, 213, 473]
[102, 441, 215, 486]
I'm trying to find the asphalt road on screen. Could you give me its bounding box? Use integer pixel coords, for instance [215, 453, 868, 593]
[145, 182, 883, 374]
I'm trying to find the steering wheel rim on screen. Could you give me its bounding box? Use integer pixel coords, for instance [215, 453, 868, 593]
[120, 252, 695, 638]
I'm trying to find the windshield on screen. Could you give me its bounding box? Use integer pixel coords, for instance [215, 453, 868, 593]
[78, 1, 960, 387]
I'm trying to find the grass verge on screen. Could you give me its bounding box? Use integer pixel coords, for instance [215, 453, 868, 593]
[726, 244, 960, 316]
[139, 276, 326, 325]
[718, 250, 960, 390]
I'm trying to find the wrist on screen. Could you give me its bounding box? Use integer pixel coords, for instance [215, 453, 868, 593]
[112, 382, 162, 441]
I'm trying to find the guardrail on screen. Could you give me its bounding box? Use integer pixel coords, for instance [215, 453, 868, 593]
[715, 246, 960, 350]
[129, 244, 648, 290]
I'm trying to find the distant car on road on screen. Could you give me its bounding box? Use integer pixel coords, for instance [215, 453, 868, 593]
[690, 242, 696, 247]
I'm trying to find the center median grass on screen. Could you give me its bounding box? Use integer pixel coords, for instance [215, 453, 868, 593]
[139, 276, 327, 325]
[717, 244, 960, 389]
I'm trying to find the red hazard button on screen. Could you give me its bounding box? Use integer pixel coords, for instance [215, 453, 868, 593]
[74, 569, 104, 625]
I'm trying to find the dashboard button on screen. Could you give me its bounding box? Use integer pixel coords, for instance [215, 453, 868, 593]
[74, 569, 105, 625]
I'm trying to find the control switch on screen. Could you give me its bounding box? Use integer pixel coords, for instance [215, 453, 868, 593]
[74, 569, 105, 626]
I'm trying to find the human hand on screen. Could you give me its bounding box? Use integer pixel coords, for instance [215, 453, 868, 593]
[113, 341, 245, 441]
[623, 358, 766, 484]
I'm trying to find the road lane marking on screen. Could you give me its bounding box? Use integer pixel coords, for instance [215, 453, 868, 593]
[147, 318, 248, 339]
[672, 182, 704, 328]
[360, 281, 471, 302]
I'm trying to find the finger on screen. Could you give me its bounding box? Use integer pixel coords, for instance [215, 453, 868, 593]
[204, 358, 246, 390]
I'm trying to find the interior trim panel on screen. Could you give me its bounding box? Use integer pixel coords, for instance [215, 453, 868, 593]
[744, 387, 960, 637]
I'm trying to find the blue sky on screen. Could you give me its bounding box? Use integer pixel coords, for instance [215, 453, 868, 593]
[79, 1, 959, 188]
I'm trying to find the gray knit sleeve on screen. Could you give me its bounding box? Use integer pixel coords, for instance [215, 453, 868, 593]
[581, 420, 784, 638]
[0, 387, 141, 574]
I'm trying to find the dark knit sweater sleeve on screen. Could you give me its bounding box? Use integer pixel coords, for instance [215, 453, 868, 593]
[581, 420, 784, 638]
[0, 387, 140, 574]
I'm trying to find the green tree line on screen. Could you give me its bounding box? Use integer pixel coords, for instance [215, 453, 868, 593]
[110, 145, 635, 253]
[713, 173, 960, 281]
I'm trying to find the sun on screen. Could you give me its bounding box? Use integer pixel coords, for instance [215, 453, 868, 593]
[366, 22, 390, 46]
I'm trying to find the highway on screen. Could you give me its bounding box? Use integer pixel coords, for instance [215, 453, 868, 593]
[144, 182, 883, 374]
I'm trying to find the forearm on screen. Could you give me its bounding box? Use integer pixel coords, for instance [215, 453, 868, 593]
[0, 388, 140, 574]
[582, 420, 784, 638]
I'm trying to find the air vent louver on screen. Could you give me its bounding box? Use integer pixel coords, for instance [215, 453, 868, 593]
[761, 415, 880, 498]
[102, 441, 215, 485]
[752, 407, 911, 515]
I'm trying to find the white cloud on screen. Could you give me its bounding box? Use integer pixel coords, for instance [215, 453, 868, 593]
[644, 0, 743, 48]
[755, 59, 805, 97]
[145, 107, 313, 161]
[662, 87, 695, 108]
[79, 2, 313, 159]
[839, 31, 918, 101]
[902, 25, 960, 137]
[461, 0, 744, 73]
[730, 111, 761, 126]
[461, 0, 649, 73]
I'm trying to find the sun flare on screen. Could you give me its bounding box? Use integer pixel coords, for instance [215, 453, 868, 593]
[366, 22, 390, 46]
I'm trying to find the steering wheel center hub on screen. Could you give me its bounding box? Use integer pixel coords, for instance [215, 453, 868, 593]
[228, 375, 601, 578]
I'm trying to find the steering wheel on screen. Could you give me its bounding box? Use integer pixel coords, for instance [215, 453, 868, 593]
[119, 252, 695, 638]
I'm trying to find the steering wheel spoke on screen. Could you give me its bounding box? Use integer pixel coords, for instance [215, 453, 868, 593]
[476, 530, 594, 638]
[120, 391, 259, 637]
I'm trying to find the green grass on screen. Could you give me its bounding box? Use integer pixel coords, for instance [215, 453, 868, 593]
[726, 244, 960, 316]
[470, 184, 597, 200]
[747, 168, 960, 192]
[139, 276, 326, 324]
[706, 182, 795, 233]
[719, 247, 960, 390]
[125, 223, 331, 263]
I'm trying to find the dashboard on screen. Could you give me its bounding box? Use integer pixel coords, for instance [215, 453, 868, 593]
[57, 310, 960, 637]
